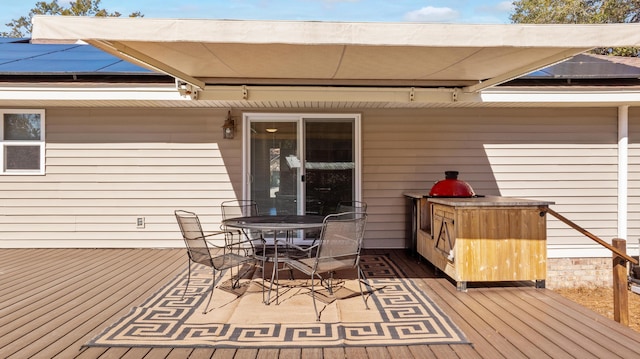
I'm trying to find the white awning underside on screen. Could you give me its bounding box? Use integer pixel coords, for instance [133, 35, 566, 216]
[25, 16, 640, 106]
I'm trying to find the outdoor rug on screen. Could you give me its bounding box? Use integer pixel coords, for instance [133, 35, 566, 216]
[86, 254, 469, 348]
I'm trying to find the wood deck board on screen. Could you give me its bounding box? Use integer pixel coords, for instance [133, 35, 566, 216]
[407, 344, 439, 359]
[489, 287, 617, 358]
[74, 347, 109, 359]
[53, 250, 186, 359]
[533, 287, 640, 343]
[0, 249, 95, 302]
[0, 249, 144, 310]
[256, 348, 280, 359]
[1, 248, 639, 359]
[469, 289, 558, 358]
[187, 348, 214, 359]
[2, 250, 162, 355]
[387, 251, 514, 359]
[322, 347, 346, 359]
[452, 287, 548, 358]
[233, 348, 259, 359]
[495, 287, 640, 358]
[488, 288, 597, 358]
[385, 345, 415, 359]
[218, 349, 246, 359]
[365, 346, 392, 359]
[4, 249, 185, 358]
[0, 249, 140, 331]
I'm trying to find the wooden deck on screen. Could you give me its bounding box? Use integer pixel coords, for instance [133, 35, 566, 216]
[1, 248, 640, 359]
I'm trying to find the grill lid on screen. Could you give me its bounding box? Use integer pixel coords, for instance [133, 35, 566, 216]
[429, 171, 475, 197]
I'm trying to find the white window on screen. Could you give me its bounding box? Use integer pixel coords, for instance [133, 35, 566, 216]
[0, 109, 45, 175]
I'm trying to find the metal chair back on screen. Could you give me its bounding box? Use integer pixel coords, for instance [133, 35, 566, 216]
[336, 200, 367, 214]
[315, 211, 367, 270]
[175, 210, 214, 266]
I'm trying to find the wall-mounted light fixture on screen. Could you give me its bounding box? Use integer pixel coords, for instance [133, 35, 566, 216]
[222, 111, 235, 139]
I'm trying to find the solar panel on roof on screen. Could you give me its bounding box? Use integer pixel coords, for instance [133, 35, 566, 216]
[523, 53, 640, 79]
[0, 38, 153, 74]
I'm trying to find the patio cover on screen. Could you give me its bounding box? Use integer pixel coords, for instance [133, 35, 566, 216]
[30, 16, 640, 103]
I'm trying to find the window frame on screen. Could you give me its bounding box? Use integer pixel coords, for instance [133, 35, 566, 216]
[0, 109, 46, 175]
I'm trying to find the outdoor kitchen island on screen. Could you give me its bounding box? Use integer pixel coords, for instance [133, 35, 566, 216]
[405, 193, 554, 291]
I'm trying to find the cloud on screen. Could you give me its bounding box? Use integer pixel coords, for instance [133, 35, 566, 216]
[478, 1, 514, 14]
[496, 1, 515, 12]
[470, 1, 514, 23]
[404, 6, 459, 23]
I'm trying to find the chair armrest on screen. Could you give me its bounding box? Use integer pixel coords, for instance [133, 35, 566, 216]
[274, 238, 319, 257]
[216, 231, 259, 257]
[203, 231, 233, 249]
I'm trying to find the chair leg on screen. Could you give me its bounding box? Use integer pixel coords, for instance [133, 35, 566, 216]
[357, 266, 371, 310]
[203, 267, 216, 314]
[261, 257, 267, 303]
[230, 262, 236, 287]
[327, 272, 336, 295]
[182, 259, 191, 300]
[311, 271, 320, 321]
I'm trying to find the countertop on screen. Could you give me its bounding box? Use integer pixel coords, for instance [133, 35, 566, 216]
[404, 192, 554, 207]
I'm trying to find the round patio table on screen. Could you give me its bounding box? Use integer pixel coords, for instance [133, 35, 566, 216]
[223, 214, 325, 231]
[222, 214, 325, 304]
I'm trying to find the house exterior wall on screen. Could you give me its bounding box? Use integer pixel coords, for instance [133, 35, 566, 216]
[0, 107, 239, 247]
[363, 107, 622, 259]
[0, 105, 633, 266]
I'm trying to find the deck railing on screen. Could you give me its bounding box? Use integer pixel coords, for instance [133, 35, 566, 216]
[543, 207, 638, 326]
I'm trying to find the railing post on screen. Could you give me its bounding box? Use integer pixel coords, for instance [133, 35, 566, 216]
[612, 238, 629, 326]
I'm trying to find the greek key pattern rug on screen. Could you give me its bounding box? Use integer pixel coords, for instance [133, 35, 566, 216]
[86, 255, 469, 348]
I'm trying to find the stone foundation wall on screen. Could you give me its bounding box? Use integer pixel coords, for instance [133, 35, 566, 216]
[546, 258, 612, 289]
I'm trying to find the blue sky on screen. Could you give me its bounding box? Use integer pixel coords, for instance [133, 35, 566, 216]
[1, 0, 514, 30]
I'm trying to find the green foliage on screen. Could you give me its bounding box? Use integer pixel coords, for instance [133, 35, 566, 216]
[1, 0, 143, 38]
[511, 0, 640, 24]
[510, 0, 640, 56]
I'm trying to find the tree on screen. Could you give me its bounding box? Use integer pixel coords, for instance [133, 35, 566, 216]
[510, 0, 640, 56]
[1, 0, 143, 38]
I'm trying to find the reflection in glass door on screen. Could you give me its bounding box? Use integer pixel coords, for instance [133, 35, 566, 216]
[249, 121, 299, 215]
[246, 114, 360, 217]
[304, 119, 355, 215]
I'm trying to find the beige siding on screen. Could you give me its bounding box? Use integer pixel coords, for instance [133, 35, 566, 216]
[361, 107, 620, 253]
[0, 107, 240, 247]
[0, 106, 627, 255]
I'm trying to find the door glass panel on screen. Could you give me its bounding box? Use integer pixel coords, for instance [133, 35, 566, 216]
[304, 119, 354, 215]
[250, 121, 298, 215]
[248, 115, 356, 218]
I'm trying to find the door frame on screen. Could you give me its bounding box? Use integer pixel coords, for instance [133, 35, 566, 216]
[242, 112, 362, 212]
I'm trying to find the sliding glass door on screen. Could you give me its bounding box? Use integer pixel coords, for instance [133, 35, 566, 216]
[244, 113, 360, 217]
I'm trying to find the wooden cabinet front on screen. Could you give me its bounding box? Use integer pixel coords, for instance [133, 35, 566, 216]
[416, 198, 549, 290]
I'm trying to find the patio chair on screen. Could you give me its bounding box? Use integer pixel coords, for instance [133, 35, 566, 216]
[285, 211, 370, 321]
[221, 200, 264, 247]
[336, 200, 368, 214]
[175, 210, 254, 314]
[220, 200, 281, 302]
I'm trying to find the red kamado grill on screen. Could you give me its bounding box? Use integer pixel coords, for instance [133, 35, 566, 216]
[428, 171, 479, 198]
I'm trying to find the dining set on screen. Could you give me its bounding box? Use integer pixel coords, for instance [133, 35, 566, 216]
[174, 200, 369, 321]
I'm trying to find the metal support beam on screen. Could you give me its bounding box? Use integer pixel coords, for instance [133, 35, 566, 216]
[463, 48, 592, 93]
[88, 40, 206, 91]
[197, 85, 482, 104]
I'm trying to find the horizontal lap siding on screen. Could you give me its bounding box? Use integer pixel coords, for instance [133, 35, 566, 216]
[361, 107, 619, 251]
[0, 108, 239, 247]
[0, 106, 625, 253]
